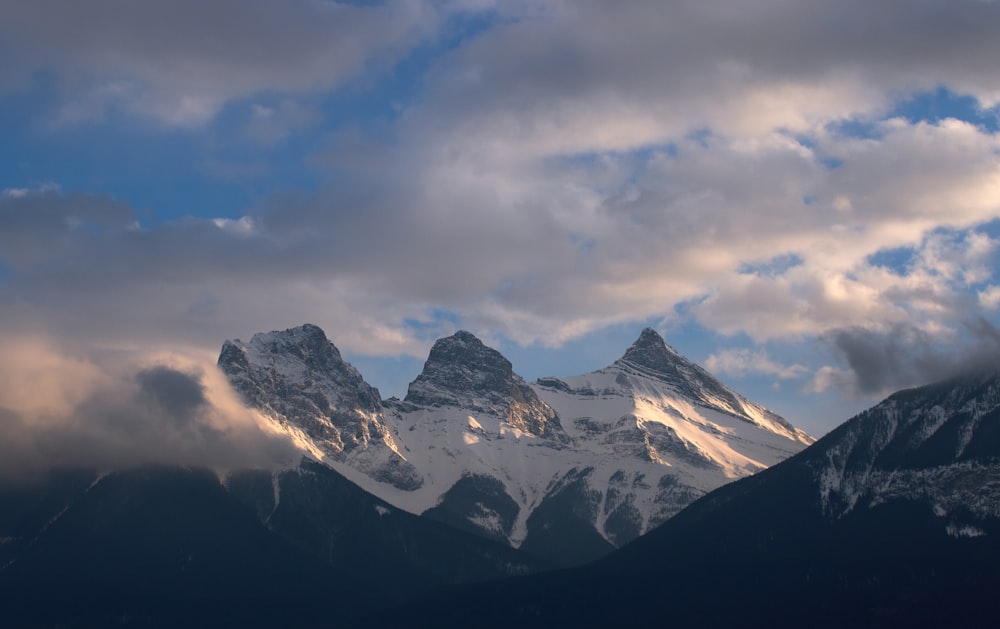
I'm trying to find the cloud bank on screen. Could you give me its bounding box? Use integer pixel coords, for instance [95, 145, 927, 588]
[1, 0, 1000, 423]
[0, 338, 301, 482]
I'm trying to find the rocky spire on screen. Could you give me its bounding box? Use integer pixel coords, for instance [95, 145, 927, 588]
[406, 331, 567, 442]
[616, 328, 799, 434]
[619, 327, 683, 374]
[219, 323, 385, 454]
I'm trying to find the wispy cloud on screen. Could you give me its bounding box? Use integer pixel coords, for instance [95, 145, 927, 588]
[706, 349, 809, 381]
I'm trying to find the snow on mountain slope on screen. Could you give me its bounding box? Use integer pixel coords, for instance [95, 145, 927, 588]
[219, 325, 813, 563]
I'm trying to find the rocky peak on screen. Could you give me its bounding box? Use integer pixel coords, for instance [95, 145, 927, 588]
[406, 331, 567, 442]
[406, 331, 514, 403]
[218, 324, 384, 453]
[619, 328, 683, 374]
[615, 328, 708, 392]
[219, 324, 422, 491]
[614, 328, 802, 437]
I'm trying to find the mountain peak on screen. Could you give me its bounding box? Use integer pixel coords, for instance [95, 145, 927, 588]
[219, 324, 384, 452]
[407, 331, 513, 403]
[610, 328, 807, 442]
[619, 328, 680, 372]
[247, 323, 339, 359]
[405, 331, 566, 441]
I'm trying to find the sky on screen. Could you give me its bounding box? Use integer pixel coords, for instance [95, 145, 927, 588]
[2, 0, 1000, 446]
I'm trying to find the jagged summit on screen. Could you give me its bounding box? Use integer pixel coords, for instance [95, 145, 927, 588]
[220, 323, 350, 380]
[218, 324, 422, 490]
[615, 327, 734, 400]
[219, 324, 383, 450]
[405, 330, 567, 441]
[619, 327, 682, 372]
[615, 327, 713, 390]
[613, 327, 799, 435]
[406, 331, 513, 405]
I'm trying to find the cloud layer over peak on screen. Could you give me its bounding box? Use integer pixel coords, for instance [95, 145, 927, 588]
[2, 0, 1000, 432]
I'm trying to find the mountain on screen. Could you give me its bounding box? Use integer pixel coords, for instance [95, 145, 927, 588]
[0, 467, 351, 628]
[0, 463, 547, 628]
[220, 324, 812, 566]
[219, 324, 421, 490]
[387, 370, 1000, 627]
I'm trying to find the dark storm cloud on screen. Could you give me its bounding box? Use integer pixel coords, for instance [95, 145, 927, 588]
[828, 319, 1000, 396]
[829, 325, 949, 395]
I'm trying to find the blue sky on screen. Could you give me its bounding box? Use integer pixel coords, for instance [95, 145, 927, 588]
[2, 0, 1000, 436]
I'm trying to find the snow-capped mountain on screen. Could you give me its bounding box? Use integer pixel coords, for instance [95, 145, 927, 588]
[392, 370, 1000, 627]
[219, 324, 421, 490]
[219, 324, 813, 564]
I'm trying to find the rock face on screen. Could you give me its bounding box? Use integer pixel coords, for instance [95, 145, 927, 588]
[218, 324, 420, 490]
[219, 324, 813, 566]
[405, 331, 567, 441]
[806, 370, 1000, 522]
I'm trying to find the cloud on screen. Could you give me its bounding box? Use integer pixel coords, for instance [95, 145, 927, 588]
[979, 285, 1000, 309]
[135, 365, 209, 421]
[2, 118, 999, 362]
[807, 365, 856, 395]
[411, 0, 1000, 160]
[811, 318, 1000, 397]
[0, 0, 443, 126]
[0, 337, 302, 482]
[705, 349, 809, 381]
[1, 0, 999, 398]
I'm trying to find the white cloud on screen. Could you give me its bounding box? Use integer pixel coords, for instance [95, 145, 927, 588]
[0, 336, 302, 480]
[2, 0, 1000, 405]
[212, 216, 257, 237]
[979, 285, 1000, 309]
[705, 349, 809, 381]
[807, 365, 855, 394]
[411, 0, 1000, 161]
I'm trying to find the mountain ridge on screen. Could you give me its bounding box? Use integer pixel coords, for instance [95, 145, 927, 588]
[218, 323, 813, 565]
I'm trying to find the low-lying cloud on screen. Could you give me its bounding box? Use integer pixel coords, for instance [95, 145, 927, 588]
[0, 338, 301, 482]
